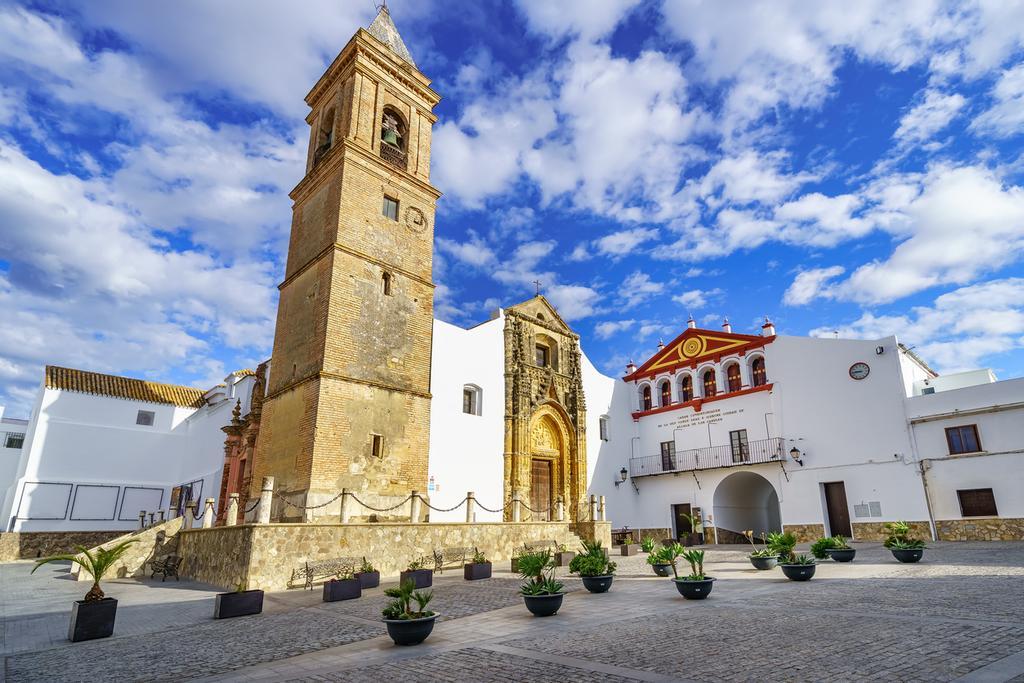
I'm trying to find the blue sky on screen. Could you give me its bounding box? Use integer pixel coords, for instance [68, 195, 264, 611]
[1, 0, 1023, 416]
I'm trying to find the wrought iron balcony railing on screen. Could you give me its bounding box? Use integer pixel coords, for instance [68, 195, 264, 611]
[629, 437, 784, 477]
[379, 142, 408, 171]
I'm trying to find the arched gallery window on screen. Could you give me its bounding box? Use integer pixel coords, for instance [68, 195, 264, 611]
[641, 385, 652, 411]
[680, 374, 693, 402]
[726, 363, 742, 392]
[660, 380, 672, 407]
[752, 357, 767, 387]
[702, 369, 717, 398]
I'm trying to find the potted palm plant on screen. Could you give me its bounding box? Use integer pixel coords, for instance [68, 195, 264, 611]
[382, 580, 437, 646]
[322, 569, 361, 602]
[32, 539, 137, 642]
[779, 553, 817, 581]
[811, 535, 856, 562]
[399, 558, 433, 588]
[518, 549, 565, 616]
[568, 540, 616, 593]
[215, 580, 265, 618]
[744, 530, 780, 570]
[356, 557, 380, 589]
[464, 548, 492, 580]
[884, 521, 927, 563]
[640, 536, 657, 553]
[666, 545, 715, 599]
[647, 545, 674, 576]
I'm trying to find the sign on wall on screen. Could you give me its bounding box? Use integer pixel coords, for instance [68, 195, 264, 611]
[656, 407, 744, 430]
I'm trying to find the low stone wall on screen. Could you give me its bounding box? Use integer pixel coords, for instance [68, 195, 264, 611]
[569, 521, 613, 548]
[851, 521, 930, 542]
[782, 523, 826, 543]
[0, 530, 126, 562]
[178, 521, 611, 591]
[936, 518, 1024, 541]
[73, 517, 185, 582]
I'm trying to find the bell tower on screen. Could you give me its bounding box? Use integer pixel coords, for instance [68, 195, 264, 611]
[251, 8, 440, 519]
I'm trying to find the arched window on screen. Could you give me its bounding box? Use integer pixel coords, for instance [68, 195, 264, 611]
[314, 107, 335, 164]
[752, 357, 767, 387]
[659, 380, 672, 407]
[640, 385, 652, 411]
[726, 363, 742, 392]
[680, 374, 694, 402]
[462, 384, 482, 415]
[382, 272, 393, 296]
[535, 334, 559, 371]
[380, 107, 408, 170]
[702, 369, 717, 398]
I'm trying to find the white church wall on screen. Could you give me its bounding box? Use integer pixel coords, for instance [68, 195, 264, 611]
[579, 346, 618, 500]
[427, 316, 506, 521]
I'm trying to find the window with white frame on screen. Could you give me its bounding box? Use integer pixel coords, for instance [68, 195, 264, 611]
[599, 416, 609, 441]
[462, 384, 482, 416]
[136, 410, 155, 426]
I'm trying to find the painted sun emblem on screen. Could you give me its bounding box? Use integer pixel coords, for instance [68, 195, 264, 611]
[681, 337, 704, 358]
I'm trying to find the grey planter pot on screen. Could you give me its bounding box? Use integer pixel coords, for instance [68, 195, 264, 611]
[780, 564, 816, 581]
[826, 548, 856, 562]
[580, 575, 614, 593]
[214, 590, 264, 619]
[891, 548, 924, 563]
[323, 578, 361, 602]
[750, 555, 780, 570]
[384, 614, 438, 646]
[68, 598, 117, 642]
[356, 571, 380, 589]
[464, 562, 492, 580]
[651, 563, 672, 577]
[399, 569, 433, 588]
[673, 577, 715, 599]
[620, 544, 641, 556]
[555, 551, 576, 567]
[522, 593, 564, 617]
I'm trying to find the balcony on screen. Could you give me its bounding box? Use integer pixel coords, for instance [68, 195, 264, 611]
[629, 437, 784, 477]
[379, 142, 408, 171]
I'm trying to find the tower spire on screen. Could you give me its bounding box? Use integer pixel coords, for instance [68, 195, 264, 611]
[368, 3, 416, 67]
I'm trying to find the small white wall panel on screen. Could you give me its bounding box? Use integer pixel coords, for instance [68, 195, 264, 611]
[118, 487, 164, 521]
[70, 485, 120, 521]
[18, 482, 73, 520]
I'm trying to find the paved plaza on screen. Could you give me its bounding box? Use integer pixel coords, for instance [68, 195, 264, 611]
[2, 542, 1024, 682]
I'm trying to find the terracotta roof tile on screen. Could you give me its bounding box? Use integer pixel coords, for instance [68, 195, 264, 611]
[44, 366, 206, 408]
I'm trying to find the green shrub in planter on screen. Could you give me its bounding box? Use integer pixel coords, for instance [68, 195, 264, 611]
[640, 536, 656, 553]
[647, 546, 674, 576]
[518, 550, 565, 616]
[765, 531, 798, 563]
[382, 580, 437, 646]
[569, 540, 616, 593]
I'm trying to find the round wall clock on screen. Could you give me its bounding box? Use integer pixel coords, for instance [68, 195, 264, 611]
[849, 362, 870, 380]
[404, 206, 428, 233]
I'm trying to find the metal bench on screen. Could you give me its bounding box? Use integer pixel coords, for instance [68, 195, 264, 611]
[432, 546, 472, 574]
[289, 556, 359, 590]
[149, 555, 182, 582]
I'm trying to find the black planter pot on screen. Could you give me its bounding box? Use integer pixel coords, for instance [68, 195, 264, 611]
[826, 548, 857, 563]
[383, 614, 438, 646]
[356, 571, 380, 589]
[620, 544, 641, 556]
[673, 577, 715, 600]
[651, 563, 672, 577]
[780, 564, 817, 581]
[750, 555, 780, 570]
[214, 589, 264, 619]
[464, 562, 492, 581]
[68, 598, 117, 642]
[399, 569, 433, 588]
[323, 578, 361, 602]
[891, 548, 924, 563]
[522, 593, 564, 617]
[580, 575, 614, 593]
[555, 551, 576, 567]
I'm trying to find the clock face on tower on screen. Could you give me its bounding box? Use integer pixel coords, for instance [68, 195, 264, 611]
[849, 362, 870, 380]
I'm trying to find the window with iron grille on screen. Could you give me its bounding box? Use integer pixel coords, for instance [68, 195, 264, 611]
[945, 424, 981, 454]
[730, 429, 750, 463]
[660, 441, 676, 471]
[136, 410, 155, 426]
[4, 432, 24, 449]
[957, 488, 997, 517]
[382, 195, 399, 221]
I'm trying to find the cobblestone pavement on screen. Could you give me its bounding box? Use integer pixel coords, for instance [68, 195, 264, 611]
[4, 542, 1024, 682]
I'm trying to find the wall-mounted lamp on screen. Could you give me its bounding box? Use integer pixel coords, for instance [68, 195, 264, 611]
[614, 467, 628, 486]
[789, 447, 805, 467]
[875, 345, 885, 355]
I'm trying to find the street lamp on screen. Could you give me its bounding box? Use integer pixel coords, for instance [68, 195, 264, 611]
[789, 446, 805, 466]
[614, 467, 628, 486]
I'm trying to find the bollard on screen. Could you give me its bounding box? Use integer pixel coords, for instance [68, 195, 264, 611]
[157, 510, 166, 524]
[202, 498, 215, 529]
[183, 500, 195, 529]
[465, 491, 475, 523]
[138, 510, 147, 530]
[409, 490, 422, 524]
[257, 476, 274, 524]
[167, 505, 178, 520]
[339, 488, 351, 524]
[589, 494, 598, 522]
[512, 491, 521, 522]
[599, 495, 607, 522]
[226, 493, 239, 527]
[555, 497, 565, 522]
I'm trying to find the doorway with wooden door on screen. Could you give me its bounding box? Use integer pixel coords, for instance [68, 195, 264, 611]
[823, 481, 852, 537]
[530, 458, 552, 521]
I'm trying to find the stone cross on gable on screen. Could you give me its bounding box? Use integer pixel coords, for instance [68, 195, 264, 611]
[533, 280, 542, 296]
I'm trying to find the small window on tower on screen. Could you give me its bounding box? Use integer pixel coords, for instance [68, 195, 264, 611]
[383, 195, 399, 221]
[535, 344, 549, 367]
[462, 384, 482, 416]
[371, 434, 384, 459]
[382, 272, 393, 296]
[599, 416, 609, 441]
[136, 410, 155, 426]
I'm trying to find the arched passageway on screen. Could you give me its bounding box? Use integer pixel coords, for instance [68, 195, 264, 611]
[712, 471, 781, 541]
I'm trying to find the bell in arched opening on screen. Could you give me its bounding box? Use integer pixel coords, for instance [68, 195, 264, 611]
[381, 111, 404, 149]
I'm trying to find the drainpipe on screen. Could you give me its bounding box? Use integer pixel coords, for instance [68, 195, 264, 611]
[917, 460, 938, 542]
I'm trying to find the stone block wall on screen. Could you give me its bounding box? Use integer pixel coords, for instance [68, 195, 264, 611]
[178, 521, 609, 591]
[73, 517, 184, 581]
[0, 530, 125, 562]
[850, 521, 930, 542]
[936, 518, 1024, 541]
[782, 523, 826, 543]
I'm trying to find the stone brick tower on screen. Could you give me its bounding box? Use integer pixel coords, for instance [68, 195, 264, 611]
[251, 8, 440, 520]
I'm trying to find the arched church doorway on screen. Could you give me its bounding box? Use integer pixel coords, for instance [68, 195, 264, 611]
[712, 471, 781, 543]
[528, 413, 564, 521]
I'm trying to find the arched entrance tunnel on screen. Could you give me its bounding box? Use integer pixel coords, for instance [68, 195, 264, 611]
[712, 471, 782, 543]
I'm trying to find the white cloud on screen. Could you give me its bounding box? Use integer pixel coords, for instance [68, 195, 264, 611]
[783, 266, 845, 306]
[672, 288, 723, 309]
[894, 89, 966, 144]
[594, 228, 658, 257]
[594, 319, 636, 339]
[437, 233, 496, 268]
[619, 272, 665, 307]
[546, 284, 602, 320]
[971, 63, 1024, 138]
[515, 0, 641, 42]
[775, 193, 873, 246]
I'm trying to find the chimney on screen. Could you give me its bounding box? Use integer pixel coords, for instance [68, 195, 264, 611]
[722, 317, 732, 333]
[687, 315, 696, 329]
[657, 339, 665, 351]
[761, 316, 776, 337]
[625, 359, 636, 375]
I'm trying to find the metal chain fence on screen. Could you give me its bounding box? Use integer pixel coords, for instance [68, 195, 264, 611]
[348, 493, 414, 513]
